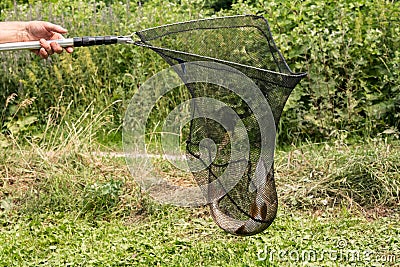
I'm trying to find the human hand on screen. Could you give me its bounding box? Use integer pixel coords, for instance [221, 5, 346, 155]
[24, 21, 74, 59]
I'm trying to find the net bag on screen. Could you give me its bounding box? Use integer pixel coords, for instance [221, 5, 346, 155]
[134, 15, 306, 236]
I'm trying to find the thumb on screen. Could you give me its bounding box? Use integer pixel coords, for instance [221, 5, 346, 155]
[43, 22, 68, 34]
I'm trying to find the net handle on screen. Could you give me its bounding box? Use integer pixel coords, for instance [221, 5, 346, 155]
[0, 36, 133, 52]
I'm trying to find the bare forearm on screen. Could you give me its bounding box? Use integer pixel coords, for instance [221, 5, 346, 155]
[0, 21, 30, 43]
[0, 20, 72, 58]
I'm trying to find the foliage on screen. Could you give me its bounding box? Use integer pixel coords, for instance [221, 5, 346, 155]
[82, 179, 123, 218]
[226, 0, 400, 144]
[1, 2, 399, 265]
[204, 0, 236, 11]
[1, 0, 399, 145]
[0, 0, 208, 143]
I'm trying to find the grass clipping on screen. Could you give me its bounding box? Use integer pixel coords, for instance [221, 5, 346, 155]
[0, 100, 142, 220]
[0, 95, 399, 218]
[275, 138, 400, 213]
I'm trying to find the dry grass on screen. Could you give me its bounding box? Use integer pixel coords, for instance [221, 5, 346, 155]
[275, 138, 400, 214]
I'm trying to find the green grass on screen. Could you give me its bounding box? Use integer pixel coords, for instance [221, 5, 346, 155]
[0, 136, 399, 266]
[0, 206, 398, 266]
[1, 1, 399, 265]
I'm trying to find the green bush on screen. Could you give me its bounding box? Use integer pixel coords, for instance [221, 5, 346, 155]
[0, 0, 207, 141]
[227, 0, 400, 143]
[1, 0, 399, 145]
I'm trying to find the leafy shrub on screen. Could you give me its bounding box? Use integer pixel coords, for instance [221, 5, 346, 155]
[0, 0, 207, 140]
[1, 0, 399, 145]
[227, 0, 400, 143]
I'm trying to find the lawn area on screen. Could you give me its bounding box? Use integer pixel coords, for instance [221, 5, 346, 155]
[0, 138, 399, 266]
[1, 204, 398, 266]
[0, 0, 399, 266]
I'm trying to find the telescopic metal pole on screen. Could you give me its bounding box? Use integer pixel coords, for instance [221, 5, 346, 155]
[0, 36, 133, 52]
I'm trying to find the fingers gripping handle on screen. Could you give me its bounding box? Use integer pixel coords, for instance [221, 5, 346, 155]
[0, 36, 132, 52]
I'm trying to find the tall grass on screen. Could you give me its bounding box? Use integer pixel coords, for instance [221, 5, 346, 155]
[0, 0, 207, 144]
[0, 91, 141, 220]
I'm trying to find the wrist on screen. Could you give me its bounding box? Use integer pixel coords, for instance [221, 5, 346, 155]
[15, 22, 29, 42]
[0, 21, 29, 43]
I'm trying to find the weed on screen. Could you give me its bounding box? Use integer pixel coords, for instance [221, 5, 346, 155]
[81, 178, 123, 218]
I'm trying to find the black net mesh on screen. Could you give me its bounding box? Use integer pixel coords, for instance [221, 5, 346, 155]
[134, 15, 306, 235]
